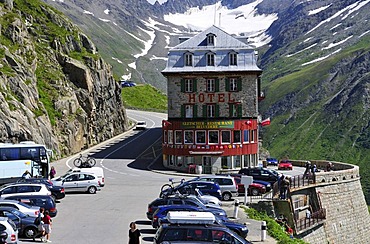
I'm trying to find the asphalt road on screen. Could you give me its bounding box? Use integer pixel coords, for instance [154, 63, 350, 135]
[17, 110, 304, 244]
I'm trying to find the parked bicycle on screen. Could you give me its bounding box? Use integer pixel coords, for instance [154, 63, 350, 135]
[73, 154, 96, 168]
[159, 178, 185, 198]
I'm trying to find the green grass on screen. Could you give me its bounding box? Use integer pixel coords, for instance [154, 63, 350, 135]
[121, 84, 167, 112]
[243, 207, 307, 244]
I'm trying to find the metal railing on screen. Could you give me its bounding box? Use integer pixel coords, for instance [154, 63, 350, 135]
[295, 208, 326, 232]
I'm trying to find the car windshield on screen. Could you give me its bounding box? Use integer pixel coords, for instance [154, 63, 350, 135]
[13, 201, 33, 208]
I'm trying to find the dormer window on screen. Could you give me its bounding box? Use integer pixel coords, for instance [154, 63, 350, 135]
[206, 33, 216, 46]
[207, 52, 215, 66]
[184, 52, 193, 66]
[229, 52, 238, 66]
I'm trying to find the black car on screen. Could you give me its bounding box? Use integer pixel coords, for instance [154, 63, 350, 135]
[238, 167, 279, 184]
[4, 195, 57, 217]
[0, 207, 41, 239]
[16, 178, 65, 200]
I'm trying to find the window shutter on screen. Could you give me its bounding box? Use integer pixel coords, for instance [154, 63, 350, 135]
[193, 79, 197, 92]
[181, 105, 185, 118]
[194, 105, 198, 118]
[237, 77, 242, 91]
[228, 104, 232, 117]
[215, 78, 219, 92]
[180, 79, 185, 92]
[203, 105, 207, 118]
[237, 104, 242, 117]
[225, 78, 229, 92]
[215, 104, 220, 117]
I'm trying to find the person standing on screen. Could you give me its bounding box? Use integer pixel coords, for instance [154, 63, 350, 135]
[22, 170, 32, 179]
[42, 210, 52, 243]
[49, 166, 56, 179]
[303, 161, 311, 178]
[37, 208, 45, 242]
[129, 222, 141, 244]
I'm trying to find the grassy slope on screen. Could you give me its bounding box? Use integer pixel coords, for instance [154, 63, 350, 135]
[121, 84, 167, 112]
[260, 37, 370, 203]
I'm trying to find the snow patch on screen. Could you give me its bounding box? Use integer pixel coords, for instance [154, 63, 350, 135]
[286, 43, 318, 57]
[83, 10, 94, 16]
[308, 4, 331, 15]
[359, 30, 370, 37]
[302, 48, 342, 66]
[98, 18, 110, 23]
[112, 57, 123, 64]
[104, 9, 110, 15]
[322, 35, 353, 50]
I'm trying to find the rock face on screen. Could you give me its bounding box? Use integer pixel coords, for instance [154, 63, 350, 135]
[0, 0, 128, 157]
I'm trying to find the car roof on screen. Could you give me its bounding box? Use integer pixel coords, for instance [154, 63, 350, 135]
[5, 195, 53, 199]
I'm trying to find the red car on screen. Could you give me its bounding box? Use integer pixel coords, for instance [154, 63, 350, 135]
[278, 160, 293, 170]
[232, 176, 266, 196]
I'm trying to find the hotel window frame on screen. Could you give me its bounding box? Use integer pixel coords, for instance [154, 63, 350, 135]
[163, 130, 168, 144]
[229, 52, 237, 66]
[250, 129, 256, 143]
[225, 77, 242, 92]
[184, 130, 194, 144]
[168, 130, 173, 144]
[208, 130, 219, 144]
[184, 52, 193, 67]
[175, 130, 182, 144]
[206, 78, 215, 92]
[221, 130, 231, 144]
[207, 104, 215, 118]
[229, 103, 242, 118]
[185, 79, 193, 93]
[207, 33, 215, 46]
[243, 130, 249, 143]
[196, 131, 206, 144]
[207, 53, 215, 66]
[185, 104, 193, 118]
[233, 130, 241, 144]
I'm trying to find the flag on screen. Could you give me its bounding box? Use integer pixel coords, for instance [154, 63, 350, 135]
[261, 117, 271, 126]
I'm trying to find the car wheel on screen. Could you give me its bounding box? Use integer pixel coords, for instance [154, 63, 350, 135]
[24, 226, 38, 238]
[88, 186, 97, 194]
[251, 188, 260, 196]
[222, 192, 232, 201]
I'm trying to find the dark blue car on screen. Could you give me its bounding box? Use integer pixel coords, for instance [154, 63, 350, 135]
[153, 205, 248, 238]
[253, 180, 272, 192]
[161, 181, 222, 200]
[266, 158, 278, 166]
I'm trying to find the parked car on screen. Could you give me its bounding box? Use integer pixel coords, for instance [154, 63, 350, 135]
[67, 167, 105, 187]
[0, 200, 40, 218]
[0, 183, 51, 198]
[135, 121, 147, 130]
[4, 195, 57, 217]
[52, 172, 101, 194]
[0, 217, 18, 244]
[253, 180, 272, 192]
[190, 175, 238, 201]
[278, 160, 293, 170]
[146, 195, 226, 220]
[161, 181, 222, 201]
[238, 167, 279, 184]
[232, 176, 266, 196]
[266, 158, 278, 166]
[153, 211, 249, 244]
[16, 178, 65, 200]
[121, 81, 136, 87]
[0, 207, 41, 239]
[215, 215, 249, 238]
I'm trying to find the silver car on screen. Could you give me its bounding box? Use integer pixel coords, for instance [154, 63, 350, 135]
[52, 172, 101, 194]
[192, 175, 239, 201]
[0, 216, 18, 244]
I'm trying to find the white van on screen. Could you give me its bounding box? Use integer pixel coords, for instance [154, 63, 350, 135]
[67, 167, 105, 187]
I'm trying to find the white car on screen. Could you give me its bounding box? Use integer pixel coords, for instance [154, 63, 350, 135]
[135, 121, 147, 130]
[195, 188, 222, 206]
[52, 172, 101, 194]
[0, 216, 18, 244]
[0, 199, 40, 217]
[67, 167, 105, 187]
[0, 183, 51, 198]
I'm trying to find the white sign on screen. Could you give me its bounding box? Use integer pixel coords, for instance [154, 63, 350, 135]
[241, 175, 253, 205]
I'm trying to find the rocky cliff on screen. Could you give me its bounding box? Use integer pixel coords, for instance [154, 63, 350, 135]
[0, 0, 128, 157]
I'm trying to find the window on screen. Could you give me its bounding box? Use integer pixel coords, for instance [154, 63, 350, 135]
[233, 130, 241, 143]
[185, 79, 193, 92]
[229, 104, 241, 118]
[207, 34, 215, 45]
[184, 53, 193, 66]
[168, 130, 173, 144]
[250, 129, 255, 142]
[184, 131, 194, 144]
[163, 131, 168, 143]
[229, 78, 238, 91]
[234, 155, 241, 168]
[221, 131, 231, 144]
[243, 130, 249, 143]
[207, 104, 215, 118]
[206, 79, 215, 92]
[221, 156, 232, 169]
[175, 131, 182, 144]
[185, 105, 193, 118]
[196, 131, 206, 144]
[229, 52, 237, 65]
[207, 53, 215, 66]
[208, 131, 219, 144]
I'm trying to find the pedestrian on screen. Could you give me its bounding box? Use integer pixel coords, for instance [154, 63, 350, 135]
[311, 164, 317, 183]
[42, 210, 52, 243]
[22, 170, 32, 179]
[306, 209, 311, 219]
[303, 161, 311, 178]
[129, 222, 141, 244]
[326, 162, 334, 172]
[278, 174, 285, 199]
[49, 166, 56, 179]
[281, 176, 290, 199]
[37, 208, 45, 242]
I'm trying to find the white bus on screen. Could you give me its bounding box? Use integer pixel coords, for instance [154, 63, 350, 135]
[0, 141, 52, 184]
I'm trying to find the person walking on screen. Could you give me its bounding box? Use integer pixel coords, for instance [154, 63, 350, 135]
[303, 161, 311, 178]
[311, 164, 317, 183]
[37, 208, 45, 242]
[49, 166, 56, 179]
[42, 210, 52, 243]
[128, 222, 141, 244]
